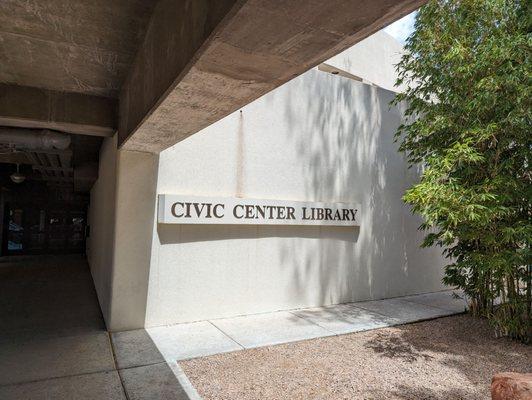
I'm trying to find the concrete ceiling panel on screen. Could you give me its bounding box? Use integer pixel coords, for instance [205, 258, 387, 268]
[0, 0, 156, 97]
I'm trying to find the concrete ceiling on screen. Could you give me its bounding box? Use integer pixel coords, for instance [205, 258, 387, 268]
[0, 0, 157, 98]
[0, 0, 424, 153]
[119, 0, 424, 153]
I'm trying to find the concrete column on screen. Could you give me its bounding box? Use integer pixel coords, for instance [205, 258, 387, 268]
[107, 149, 159, 331]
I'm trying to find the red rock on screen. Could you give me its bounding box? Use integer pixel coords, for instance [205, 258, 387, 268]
[491, 372, 532, 400]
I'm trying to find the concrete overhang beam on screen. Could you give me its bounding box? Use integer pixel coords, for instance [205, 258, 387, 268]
[0, 84, 117, 137]
[119, 0, 424, 153]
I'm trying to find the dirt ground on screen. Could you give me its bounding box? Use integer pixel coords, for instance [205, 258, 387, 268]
[180, 315, 531, 400]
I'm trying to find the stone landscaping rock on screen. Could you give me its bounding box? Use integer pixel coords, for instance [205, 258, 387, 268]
[491, 372, 532, 400]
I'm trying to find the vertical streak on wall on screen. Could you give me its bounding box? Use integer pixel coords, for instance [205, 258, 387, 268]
[235, 110, 245, 197]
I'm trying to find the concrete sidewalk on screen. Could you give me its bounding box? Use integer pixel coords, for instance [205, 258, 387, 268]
[111, 290, 467, 388]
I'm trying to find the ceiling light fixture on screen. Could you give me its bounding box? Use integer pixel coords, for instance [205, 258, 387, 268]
[10, 163, 25, 184]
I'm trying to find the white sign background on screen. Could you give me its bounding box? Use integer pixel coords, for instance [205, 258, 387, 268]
[158, 195, 360, 226]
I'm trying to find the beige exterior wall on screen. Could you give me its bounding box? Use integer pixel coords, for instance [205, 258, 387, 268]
[88, 34, 446, 331]
[108, 149, 158, 331]
[143, 69, 446, 327]
[88, 135, 159, 331]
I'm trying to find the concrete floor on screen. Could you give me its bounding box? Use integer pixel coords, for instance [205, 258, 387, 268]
[0, 255, 191, 400]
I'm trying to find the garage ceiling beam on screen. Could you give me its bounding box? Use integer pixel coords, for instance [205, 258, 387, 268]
[0, 84, 117, 137]
[119, 0, 424, 153]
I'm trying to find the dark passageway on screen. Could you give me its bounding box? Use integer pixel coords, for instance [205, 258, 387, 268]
[0, 255, 191, 399]
[0, 255, 124, 398]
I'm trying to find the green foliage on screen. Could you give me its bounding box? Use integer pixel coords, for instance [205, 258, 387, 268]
[393, 0, 531, 342]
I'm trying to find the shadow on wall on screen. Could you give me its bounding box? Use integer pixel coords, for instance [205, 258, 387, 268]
[277, 70, 435, 306]
[158, 224, 359, 245]
[149, 68, 444, 325]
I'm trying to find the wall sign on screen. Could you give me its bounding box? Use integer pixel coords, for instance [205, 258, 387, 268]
[158, 195, 359, 226]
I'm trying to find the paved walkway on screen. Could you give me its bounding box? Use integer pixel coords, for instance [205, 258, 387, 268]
[0, 255, 467, 400]
[0, 256, 190, 400]
[111, 290, 467, 372]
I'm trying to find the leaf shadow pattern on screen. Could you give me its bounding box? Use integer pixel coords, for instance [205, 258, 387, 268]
[277, 68, 446, 310]
[360, 315, 532, 397]
[364, 330, 435, 363]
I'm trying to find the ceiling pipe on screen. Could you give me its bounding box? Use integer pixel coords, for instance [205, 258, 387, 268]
[0, 127, 71, 150]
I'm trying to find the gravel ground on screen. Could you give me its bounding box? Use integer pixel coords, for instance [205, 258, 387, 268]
[180, 315, 531, 400]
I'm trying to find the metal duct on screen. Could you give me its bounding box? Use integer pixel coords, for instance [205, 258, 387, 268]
[0, 128, 71, 150]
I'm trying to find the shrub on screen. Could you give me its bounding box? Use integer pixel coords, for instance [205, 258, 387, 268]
[394, 0, 531, 342]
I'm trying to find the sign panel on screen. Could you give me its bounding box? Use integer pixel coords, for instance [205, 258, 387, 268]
[158, 195, 359, 226]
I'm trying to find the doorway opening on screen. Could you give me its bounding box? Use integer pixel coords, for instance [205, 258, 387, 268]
[0, 130, 101, 258]
[3, 183, 88, 255]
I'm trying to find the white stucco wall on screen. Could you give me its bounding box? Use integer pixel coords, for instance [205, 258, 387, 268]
[143, 69, 446, 327]
[87, 32, 445, 331]
[325, 31, 405, 92]
[87, 135, 118, 324]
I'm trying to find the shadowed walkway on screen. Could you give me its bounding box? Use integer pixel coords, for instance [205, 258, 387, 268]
[0, 255, 191, 400]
